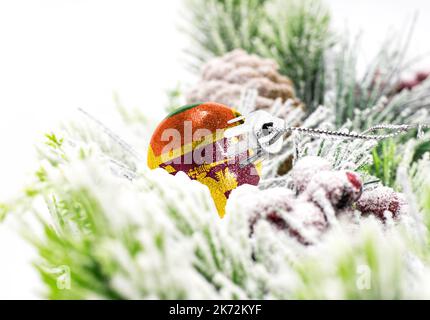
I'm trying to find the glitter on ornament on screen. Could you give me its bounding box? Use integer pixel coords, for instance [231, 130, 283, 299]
[147, 102, 261, 218]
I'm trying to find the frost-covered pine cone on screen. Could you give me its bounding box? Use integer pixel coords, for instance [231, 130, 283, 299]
[187, 49, 299, 110]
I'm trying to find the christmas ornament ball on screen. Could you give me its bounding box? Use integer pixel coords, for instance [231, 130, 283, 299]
[147, 102, 261, 218]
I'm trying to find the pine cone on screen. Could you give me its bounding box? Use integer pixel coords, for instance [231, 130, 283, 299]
[187, 49, 298, 110]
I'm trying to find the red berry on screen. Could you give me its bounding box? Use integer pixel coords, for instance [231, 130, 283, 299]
[248, 188, 327, 245]
[346, 171, 362, 190]
[396, 79, 419, 92]
[396, 71, 430, 92]
[415, 71, 430, 82]
[356, 186, 405, 221]
[303, 170, 363, 210]
[291, 156, 332, 192]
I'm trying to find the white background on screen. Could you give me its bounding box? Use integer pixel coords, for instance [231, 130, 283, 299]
[0, 0, 429, 299]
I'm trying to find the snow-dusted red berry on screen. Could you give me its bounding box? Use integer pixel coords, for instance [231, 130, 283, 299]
[291, 156, 332, 192]
[248, 187, 327, 245]
[416, 71, 430, 82]
[303, 170, 363, 210]
[356, 186, 406, 221]
[345, 171, 362, 191]
[396, 70, 430, 92]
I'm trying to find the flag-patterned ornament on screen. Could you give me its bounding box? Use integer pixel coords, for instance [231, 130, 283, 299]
[147, 102, 261, 217]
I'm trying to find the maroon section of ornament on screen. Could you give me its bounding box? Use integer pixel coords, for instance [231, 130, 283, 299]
[159, 137, 260, 197]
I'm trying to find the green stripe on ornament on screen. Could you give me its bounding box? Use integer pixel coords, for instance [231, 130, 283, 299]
[165, 102, 202, 119]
